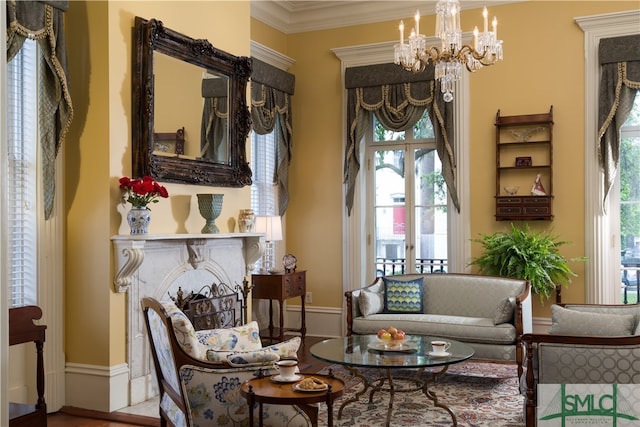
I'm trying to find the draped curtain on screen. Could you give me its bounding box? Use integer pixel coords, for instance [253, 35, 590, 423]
[6, 0, 73, 220]
[597, 34, 640, 210]
[250, 58, 295, 215]
[344, 63, 458, 215]
[201, 77, 228, 162]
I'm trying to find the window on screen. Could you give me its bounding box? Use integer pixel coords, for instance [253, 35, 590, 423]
[251, 124, 279, 272]
[619, 93, 640, 303]
[6, 39, 38, 307]
[368, 111, 448, 276]
[577, 11, 639, 305]
[250, 125, 278, 216]
[333, 41, 470, 292]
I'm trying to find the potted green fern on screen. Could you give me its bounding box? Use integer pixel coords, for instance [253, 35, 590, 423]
[470, 223, 585, 302]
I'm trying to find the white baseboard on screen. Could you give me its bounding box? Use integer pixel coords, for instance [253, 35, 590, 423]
[285, 305, 343, 337]
[65, 363, 129, 412]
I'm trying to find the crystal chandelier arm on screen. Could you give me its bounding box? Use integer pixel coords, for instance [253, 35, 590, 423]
[393, 0, 503, 102]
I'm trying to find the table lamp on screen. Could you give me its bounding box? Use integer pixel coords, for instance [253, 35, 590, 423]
[255, 215, 283, 273]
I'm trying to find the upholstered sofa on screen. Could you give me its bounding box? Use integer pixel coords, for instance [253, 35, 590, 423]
[141, 297, 314, 427]
[345, 273, 532, 374]
[521, 303, 640, 427]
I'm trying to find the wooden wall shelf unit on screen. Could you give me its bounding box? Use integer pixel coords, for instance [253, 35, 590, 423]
[495, 106, 554, 221]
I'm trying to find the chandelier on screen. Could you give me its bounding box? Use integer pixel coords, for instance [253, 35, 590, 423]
[393, 0, 503, 102]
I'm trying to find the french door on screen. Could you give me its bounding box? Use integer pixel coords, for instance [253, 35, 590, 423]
[368, 114, 448, 277]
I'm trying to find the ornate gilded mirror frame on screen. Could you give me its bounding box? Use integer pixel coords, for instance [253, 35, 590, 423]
[132, 16, 252, 187]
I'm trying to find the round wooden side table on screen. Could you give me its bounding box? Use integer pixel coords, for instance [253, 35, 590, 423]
[240, 372, 344, 427]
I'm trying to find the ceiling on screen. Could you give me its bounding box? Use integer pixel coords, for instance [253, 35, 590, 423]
[250, 1, 519, 34]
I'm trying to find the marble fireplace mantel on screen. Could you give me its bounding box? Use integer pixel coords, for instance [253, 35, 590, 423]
[112, 233, 264, 293]
[111, 233, 264, 405]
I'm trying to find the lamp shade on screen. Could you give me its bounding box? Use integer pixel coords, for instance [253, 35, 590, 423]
[255, 215, 283, 241]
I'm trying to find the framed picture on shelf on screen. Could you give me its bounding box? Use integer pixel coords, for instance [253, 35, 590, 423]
[515, 156, 532, 167]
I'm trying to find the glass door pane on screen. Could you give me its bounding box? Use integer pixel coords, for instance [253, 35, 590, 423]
[620, 93, 640, 304]
[414, 149, 447, 273]
[374, 149, 407, 276]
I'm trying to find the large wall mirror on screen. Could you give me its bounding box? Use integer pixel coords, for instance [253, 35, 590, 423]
[133, 17, 252, 186]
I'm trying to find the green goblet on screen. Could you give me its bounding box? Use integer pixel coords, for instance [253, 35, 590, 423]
[197, 193, 224, 233]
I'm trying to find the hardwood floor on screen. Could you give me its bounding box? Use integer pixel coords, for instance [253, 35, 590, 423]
[47, 335, 330, 426]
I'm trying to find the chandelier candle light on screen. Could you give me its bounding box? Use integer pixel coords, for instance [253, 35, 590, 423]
[394, 0, 503, 102]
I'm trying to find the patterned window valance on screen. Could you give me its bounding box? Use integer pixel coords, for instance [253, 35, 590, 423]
[6, 0, 73, 220]
[250, 58, 295, 215]
[343, 63, 458, 215]
[597, 34, 640, 210]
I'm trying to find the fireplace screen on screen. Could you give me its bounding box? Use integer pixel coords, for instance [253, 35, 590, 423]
[169, 282, 245, 330]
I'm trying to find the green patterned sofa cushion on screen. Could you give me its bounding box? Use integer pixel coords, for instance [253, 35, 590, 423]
[549, 305, 636, 336]
[383, 277, 424, 314]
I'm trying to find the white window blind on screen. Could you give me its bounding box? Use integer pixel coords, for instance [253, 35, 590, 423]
[6, 39, 38, 307]
[251, 126, 278, 216]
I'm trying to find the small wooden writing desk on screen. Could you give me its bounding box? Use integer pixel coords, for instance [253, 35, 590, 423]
[251, 270, 307, 342]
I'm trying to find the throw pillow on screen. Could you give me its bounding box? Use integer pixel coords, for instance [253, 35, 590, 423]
[196, 320, 262, 352]
[359, 290, 384, 317]
[549, 305, 636, 336]
[382, 277, 424, 314]
[161, 300, 201, 359]
[206, 336, 302, 366]
[493, 297, 516, 325]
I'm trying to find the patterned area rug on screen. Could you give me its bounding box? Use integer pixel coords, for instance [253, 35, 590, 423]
[316, 361, 524, 426]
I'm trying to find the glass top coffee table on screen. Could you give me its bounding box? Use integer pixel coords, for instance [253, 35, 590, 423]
[311, 335, 474, 426]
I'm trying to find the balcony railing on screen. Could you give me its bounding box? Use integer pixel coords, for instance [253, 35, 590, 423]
[376, 258, 447, 277]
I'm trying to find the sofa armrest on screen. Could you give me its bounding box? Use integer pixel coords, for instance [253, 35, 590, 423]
[344, 289, 359, 336]
[511, 280, 532, 379]
[344, 280, 381, 336]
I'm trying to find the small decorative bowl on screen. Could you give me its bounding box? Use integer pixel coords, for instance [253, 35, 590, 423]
[504, 186, 519, 196]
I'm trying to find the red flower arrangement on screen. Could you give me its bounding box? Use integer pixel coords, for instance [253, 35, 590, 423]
[119, 176, 169, 209]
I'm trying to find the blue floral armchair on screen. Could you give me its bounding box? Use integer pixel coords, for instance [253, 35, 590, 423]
[141, 297, 315, 427]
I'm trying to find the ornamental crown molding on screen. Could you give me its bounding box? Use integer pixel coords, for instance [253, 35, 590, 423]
[251, 1, 521, 34]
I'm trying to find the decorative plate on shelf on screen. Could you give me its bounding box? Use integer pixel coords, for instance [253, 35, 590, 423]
[283, 253, 297, 272]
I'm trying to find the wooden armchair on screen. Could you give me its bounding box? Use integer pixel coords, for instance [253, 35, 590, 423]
[9, 305, 47, 427]
[521, 303, 640, 427]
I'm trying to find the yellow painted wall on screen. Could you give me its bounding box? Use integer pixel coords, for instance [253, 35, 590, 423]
[65, 0, 250, 368]
[251, 1, 636, 317]
[60, 0, 635, 408]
